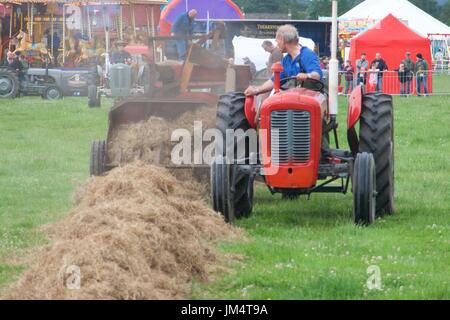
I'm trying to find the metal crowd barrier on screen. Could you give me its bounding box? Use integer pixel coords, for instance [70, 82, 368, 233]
[337, 70, 450, 96]
[432, 59, 450, 73]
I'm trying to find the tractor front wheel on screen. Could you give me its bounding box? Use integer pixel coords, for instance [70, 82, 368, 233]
[211, 155, 234, 223]
[281, 191, 301, 200]
[353, 152, 376, 226]
[232, 165, 254, 218]
[90, 140, 106, 176]
[211, 155, 254, 223]
[42, 85, 63, 100]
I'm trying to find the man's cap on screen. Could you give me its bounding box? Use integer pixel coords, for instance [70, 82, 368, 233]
[416, 53, 423, 59]
[406, 52, 411, 55]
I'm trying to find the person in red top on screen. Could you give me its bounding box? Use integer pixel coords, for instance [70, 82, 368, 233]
[343, 60, 354, 94]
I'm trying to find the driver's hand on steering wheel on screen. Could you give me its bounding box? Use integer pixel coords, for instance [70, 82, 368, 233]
[295, 73, 309, 81]
[245, 86, 259, 96]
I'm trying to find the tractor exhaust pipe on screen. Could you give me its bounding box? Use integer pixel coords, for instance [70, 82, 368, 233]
[328, 0, 339, 117]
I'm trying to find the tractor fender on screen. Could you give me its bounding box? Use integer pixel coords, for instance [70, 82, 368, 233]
[347, 85, 363, 129]
[244, 95, 257, 129]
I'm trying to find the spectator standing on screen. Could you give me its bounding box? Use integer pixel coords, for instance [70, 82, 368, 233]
[371, 53, 388, 92]
[262, 40, 283, 71]
[434, 49, 444, 71]
[367, 62, 378, 93]
[171, 9, 197, 61]
[343, 59, 354, 94]
[401, 52, 415, 95]
[415, 53, 429, 96]
[356, 53, 369, 86]
[337, 50, 344, 88]
[323, 57, 330, 69]
[320, 57, 326, 69]
[320, 57, 329, 82]
[395, 63, 409, 96]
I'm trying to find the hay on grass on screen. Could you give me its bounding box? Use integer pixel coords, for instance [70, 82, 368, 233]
[3, 162, 241, 300]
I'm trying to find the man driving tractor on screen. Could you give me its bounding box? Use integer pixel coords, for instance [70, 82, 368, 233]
[244, 24, 322, 96]
[244, 24, 328, 149]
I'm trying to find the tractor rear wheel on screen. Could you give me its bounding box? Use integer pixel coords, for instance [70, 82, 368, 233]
[215, 92, 254, 218]
[90, 140, 106, 176]
[353, 152, 376, 226]
[88, 85, 101, 108]
[216, 92, 252, 162]
[0, 68, 19, 99]
[359, 93, 394, 217]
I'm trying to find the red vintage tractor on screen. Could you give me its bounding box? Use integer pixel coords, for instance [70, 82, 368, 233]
[211, 79, 394, 226]
[210, 2, 394, 226]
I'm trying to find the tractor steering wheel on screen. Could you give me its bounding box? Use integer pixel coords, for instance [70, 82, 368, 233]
[280, 76, 325, 93]
[299, 78, 325, 92]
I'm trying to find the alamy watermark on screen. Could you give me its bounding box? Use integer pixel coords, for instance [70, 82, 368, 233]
[63, 264, 81, 290]
[366, 265, 382, 290]
[170, 121, 282, 174]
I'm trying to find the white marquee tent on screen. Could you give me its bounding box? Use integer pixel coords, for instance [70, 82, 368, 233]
[232, 36, 316, 71]
[340, 0, 450, 37]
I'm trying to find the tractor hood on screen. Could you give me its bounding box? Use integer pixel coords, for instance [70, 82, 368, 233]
[258, 88, 327, 189]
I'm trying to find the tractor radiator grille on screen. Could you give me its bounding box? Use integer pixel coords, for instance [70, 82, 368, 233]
[270, 110, 310, 164]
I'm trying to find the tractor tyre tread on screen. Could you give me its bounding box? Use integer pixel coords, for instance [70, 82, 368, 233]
[0, 67, 20, 99]
[353, 152, 376, 226]
[214, 92, 254, 218]
[90, 140, 106, 176]
[88, 85, 100, 108]
[359, 93, 394, 216]
[216, 92, 251, 162]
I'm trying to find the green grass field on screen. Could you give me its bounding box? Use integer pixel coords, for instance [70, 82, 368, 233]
[0, 94, 449, 299]
[432, 73, 450, 94]
[0, 98, 109, 286]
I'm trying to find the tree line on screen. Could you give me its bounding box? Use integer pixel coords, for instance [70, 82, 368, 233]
[233, 0, 450, 26]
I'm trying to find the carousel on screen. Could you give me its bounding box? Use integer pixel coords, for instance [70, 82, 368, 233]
[0, 0, 166, 68]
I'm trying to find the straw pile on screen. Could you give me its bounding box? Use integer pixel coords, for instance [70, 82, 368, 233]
[3, 163, 240, 300]
[2, 104, 237, 299]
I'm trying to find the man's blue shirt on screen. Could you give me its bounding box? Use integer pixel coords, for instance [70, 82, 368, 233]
[272, 46, 323, 83]
[171, 13, 194, 36]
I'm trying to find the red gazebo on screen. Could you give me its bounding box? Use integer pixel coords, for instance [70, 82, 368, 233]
[349, 14, 432, 94]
